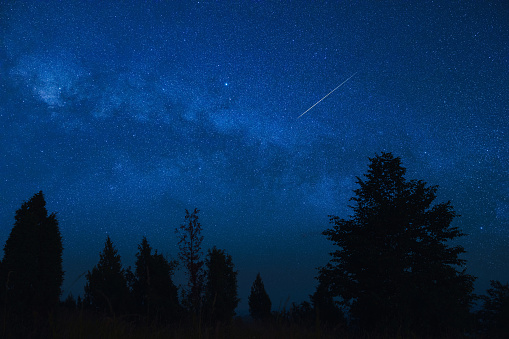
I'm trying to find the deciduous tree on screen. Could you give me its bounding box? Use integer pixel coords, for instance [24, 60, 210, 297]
[310, 280, 345, 328]
[175, 208, 204, 314]
[478, 280, 509, 336]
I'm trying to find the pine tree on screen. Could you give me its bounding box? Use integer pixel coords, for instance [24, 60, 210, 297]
[175, 208, 204, 314]
[84, 236, 130, 315]
[132, 237, 180, 321]
[1, 191, 63, 314]
[248, 273, 271, 320]
[203, 246, 239, 323]
[133, 237, 153, 315]
[319, 152, 475, 335]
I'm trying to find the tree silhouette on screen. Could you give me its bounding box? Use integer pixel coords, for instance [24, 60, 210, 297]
[319, 152, 475, 335]
[63, 293, 77, 310]
[203, 246, 239, 324]
[84, 236, 130, 315]
[248, 273, 272, 320]
[1, 191, 63, 314]
[132, 236, 180, 321]
[175, 208, 205, 314]
[478, 280, 509, 337]
[310, 280, 345, 328]
[289, 301, 314, 327]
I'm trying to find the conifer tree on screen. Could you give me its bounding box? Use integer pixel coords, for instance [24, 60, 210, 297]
[1, 191, 63, 314]
[132, 237, 180, 321]
[203, 246, 239, 323]
[319, 152, 475, 335]
[84, 236, 130, 315]
[248, 273, 272, 320]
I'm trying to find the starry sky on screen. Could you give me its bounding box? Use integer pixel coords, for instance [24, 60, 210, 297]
[0, 1, 508, 313]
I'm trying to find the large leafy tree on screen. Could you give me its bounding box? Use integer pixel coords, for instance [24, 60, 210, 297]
[319, 152, 475, 335]
[1, 191, 63, 314]
[132, 237, 180, 321]
[248, 273, 272, 320]
[478, 280, 509, 336]
[84, 236, 130, 315]
[310, 280, 346, 328]
[175, 208, 205, 314]
[203, 246, 239, 324]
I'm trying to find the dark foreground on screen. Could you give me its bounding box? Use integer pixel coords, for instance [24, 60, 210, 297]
[2, 308, 503, 339]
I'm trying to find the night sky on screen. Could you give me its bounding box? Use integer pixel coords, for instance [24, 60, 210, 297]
[1, 1, 508, 313]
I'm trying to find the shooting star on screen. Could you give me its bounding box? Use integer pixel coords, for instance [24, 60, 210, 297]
[297, 72, 357, 119]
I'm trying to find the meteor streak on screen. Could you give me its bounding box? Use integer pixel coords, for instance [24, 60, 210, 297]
[297, 72, 357, 119]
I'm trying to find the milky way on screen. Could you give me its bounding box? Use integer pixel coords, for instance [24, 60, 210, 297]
[1, 1, 508, 311]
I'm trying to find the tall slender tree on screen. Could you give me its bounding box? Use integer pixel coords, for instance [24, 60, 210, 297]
[175, 208, 204, 314]
[203, 246, 239, 324]
[1, 191, 63, 314]
[248, 273, 272, 320]
[84, 236, 130, 315]
[319, 152, 475, 335]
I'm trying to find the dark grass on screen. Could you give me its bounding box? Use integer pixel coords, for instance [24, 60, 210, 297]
[1, 308, 345, 339]
[1, 308, 492, 339]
